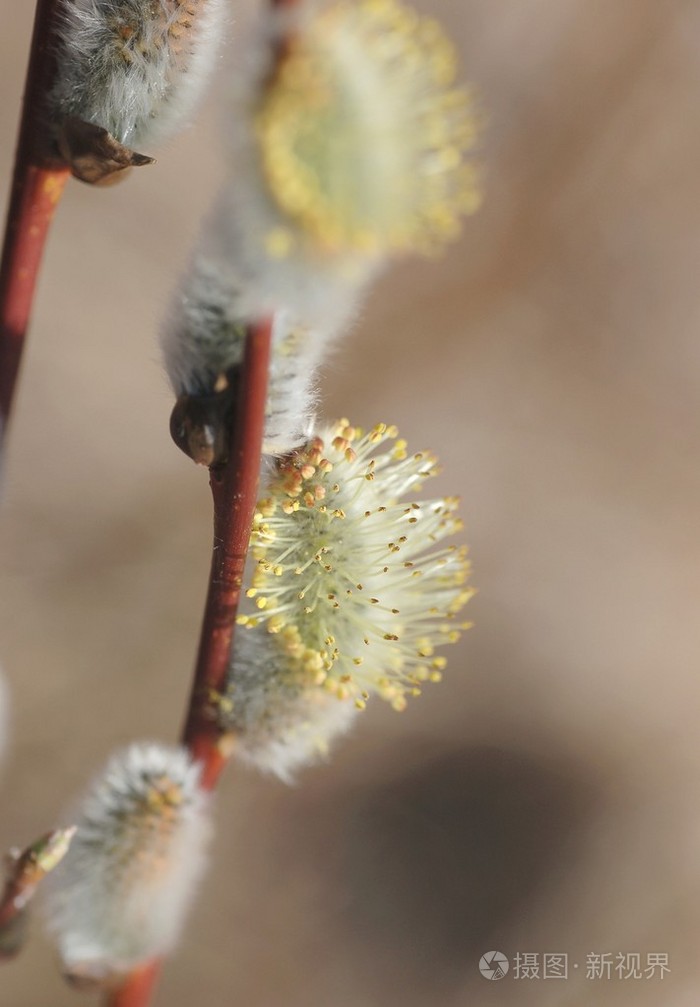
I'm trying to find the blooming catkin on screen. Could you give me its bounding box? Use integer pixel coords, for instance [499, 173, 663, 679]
[50, 0, 227, 151]
[44, 744, 210, 983]
[230, 0, 480, 271]
[226, 420, 473, 779]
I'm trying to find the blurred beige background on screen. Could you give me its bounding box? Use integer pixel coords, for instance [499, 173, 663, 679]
[2, 0, 700, 1004]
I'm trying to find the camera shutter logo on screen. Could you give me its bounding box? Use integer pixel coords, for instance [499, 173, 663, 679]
[479, 951, 509, 980]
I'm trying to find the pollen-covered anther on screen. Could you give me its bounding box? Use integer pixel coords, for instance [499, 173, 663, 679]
[240, 420, 472, 710]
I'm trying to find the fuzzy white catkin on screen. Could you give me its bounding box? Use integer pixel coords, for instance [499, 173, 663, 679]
[224, 630, 359, 782]
[50, 0, 228, 149]
[162, 199, 363, 455]
[44, 743, 211, 981]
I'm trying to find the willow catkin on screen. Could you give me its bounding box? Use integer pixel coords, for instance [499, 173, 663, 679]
[50, 0, 228, 150]
[223, 420, 473, 780]
[44, 743, 211, 984]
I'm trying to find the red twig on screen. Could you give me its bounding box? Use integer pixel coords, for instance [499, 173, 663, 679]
[106, 963, 162, 1007]
[107, 0, 281, 996]
[104, 319, 272, 1007]
[182, 319, 273, 791]
[0, 0, 68, 440]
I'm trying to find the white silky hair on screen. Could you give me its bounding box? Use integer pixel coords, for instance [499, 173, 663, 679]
[50, 0, 229, 148]
[161, 194, 365, 455]
[214, 159, 380, 326]
[225, 630, 359, 783]
[160, 3, 385, 456]
[44, 743, 211, 979]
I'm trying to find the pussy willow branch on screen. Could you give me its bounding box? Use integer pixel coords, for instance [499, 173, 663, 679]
[178, 0, 293, 795]
[109, 10, 292, 1004]
[109, 1, 289, 1002]
[0, 0, 69, 444]
[182, 319, 273, 792]
[104, 319, 272, 1007]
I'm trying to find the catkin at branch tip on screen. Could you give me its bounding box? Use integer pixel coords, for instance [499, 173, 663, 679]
[49, 0, 229, 149]
[43, 743, 211, 984]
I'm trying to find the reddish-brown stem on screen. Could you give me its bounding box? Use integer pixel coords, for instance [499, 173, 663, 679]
[0, 166, 69, 426]
[182, 319, 273, 791]
[106, 963, 162, 1007]
[270, 0, 301, 60]
[104, 320, 272, 1007]
[108, 0, 281, 997]
[0, 0, 68, 440]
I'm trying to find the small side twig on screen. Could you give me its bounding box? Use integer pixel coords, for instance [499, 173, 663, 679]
[0, 0, 69, 443]
[0, 827, 75, 960]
